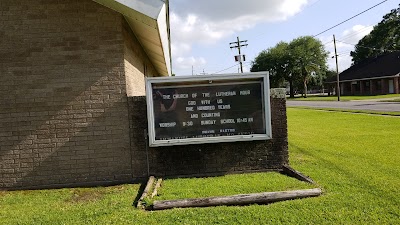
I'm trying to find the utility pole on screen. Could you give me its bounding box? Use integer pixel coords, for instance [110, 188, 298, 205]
[230, 36, 248, 73]
[333, 34, 341, 101]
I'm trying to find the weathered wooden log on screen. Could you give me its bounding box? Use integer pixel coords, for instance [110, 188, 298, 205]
[151, 178, 163, 198]
[152, 188, 322, 210]
[137, 176, 155, 208]
[281, 165, 315, 184]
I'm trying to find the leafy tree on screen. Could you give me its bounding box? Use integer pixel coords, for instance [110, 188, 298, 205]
[251, 42, 301, 97]
[324, 69, 337, 81]
[271, 42, 300, 97]
[252, 36, 328, 98]
[288, 36, 328, 97]
[251, 42, 288, 88]
[351, 4, 400, 64]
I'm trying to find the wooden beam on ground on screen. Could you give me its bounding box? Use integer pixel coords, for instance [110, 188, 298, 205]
[151, 178, 163, 198]
[281, 165, 316, 184]
[137, 176, 155, 208]
[152, 188, 322, 210]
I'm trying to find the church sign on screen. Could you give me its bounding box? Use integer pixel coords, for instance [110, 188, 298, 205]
[145, 72, 271, 147]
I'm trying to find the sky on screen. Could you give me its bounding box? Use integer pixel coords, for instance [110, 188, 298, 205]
[169, 0, 399, 76]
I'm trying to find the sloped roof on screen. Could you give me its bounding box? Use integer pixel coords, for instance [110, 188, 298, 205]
[93, 0, 171, 77]
[327, 52, 400, 83]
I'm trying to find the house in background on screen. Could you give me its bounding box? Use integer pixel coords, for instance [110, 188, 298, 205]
[0, 0, 171, 189]
[326, 52, 400, 95]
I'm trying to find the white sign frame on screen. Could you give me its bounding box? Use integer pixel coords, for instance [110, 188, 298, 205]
[145, 72, 272, 147]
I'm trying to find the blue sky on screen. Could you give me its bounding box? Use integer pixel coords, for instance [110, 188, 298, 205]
[169, 0, 399, 76]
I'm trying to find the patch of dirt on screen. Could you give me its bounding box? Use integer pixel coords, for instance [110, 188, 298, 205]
[68, 189, 106, 203]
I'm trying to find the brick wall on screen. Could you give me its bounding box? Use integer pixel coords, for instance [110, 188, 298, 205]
[0, 0, 136, 189]
[128, 90, 288, 179]
[395, 77, 399, 94]
[0, 1, 289, 190]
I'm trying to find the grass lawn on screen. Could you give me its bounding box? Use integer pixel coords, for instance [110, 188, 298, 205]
[1, 108, 399, 224]
[155, 173, 315, 201]
[381, 98, 400, 102]
[289, 106, 400, 116]
[288, 93, 400, 101]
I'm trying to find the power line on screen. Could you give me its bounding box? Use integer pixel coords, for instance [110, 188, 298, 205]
[336, 52, 352, 57]
[312, 0, 389, 37]
[211, 63, 240, 75]
[307, 0, 324, 8]
[338, 25, 374, 42]
[337, 51, 351, 55]
[323, 40, 333, 46]
[241, 1, 386, 66]
[336, 40, 400, 52]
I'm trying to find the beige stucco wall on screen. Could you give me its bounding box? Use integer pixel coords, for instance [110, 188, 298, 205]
[123, 20, 158, 97]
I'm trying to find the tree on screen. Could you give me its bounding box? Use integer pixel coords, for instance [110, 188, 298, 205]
[271, 42, 299, 97]
[251, 42, 301, 97]
[251, 36, 328, 98]
[251, 42, 288, 88]
[289, 36, 328, 98]
[351, 4, 400, 64]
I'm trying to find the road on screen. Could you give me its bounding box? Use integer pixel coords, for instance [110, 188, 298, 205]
[287, 100, 400, 112]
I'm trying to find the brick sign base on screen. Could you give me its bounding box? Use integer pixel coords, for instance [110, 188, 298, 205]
[128, 89, 288, 179]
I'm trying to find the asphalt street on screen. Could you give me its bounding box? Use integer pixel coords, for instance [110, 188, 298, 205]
[287, 100, 400, 112]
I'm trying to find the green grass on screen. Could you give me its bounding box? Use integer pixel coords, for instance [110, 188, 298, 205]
[289, 106, 400, 116]
[1, 109, 400, 224]
[155, 173, 315, 201]
[288, 93, 400, 101]
[0, 185, 141, 224]
[287, 108, 400, 224]
[381, 98, 400, 102]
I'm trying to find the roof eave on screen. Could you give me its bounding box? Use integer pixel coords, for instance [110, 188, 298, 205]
[92, 0, 171, 77]
[325, 73, 400, 84]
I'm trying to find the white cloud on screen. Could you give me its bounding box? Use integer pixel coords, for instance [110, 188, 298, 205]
[171, 42, 191, 57]
[243, 65, 250, 73]
[170, 13, 229, 45]
[341, 25, 373, 44]
[175, 56, 207, 71]
[170, 0, 310, 74]
[171, 0, 308, 23]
